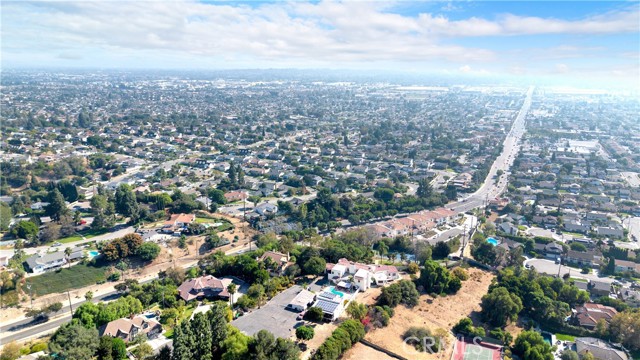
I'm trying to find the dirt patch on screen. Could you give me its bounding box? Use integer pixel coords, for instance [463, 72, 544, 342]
[343, 342, 394, 360]
[354, 267, 495, 360]
[300, 322, 338, 360]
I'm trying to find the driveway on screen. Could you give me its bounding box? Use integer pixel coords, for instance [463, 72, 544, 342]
[524, 259, 615, 284]
[232, 285, 305, 339]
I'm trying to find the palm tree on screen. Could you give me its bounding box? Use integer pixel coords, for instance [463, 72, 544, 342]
[64, 247, 72, 268]
[377, 241, 388, 262]
[227, 283, 237, 308]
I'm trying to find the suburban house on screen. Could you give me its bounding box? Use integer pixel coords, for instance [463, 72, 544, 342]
[326, 258, 400, 291]
[177, 275, 234, 302]
[99, 315, 162, 342]
[286, 289, 316, 312]
[565, 250, 604, 268]
[224, 191, 248, 203]
[619, 289, 640, 308]
[574, 337, 629, 360]
[589, 280, 612, 297]
[614, 259, 640, 275]
[258, 251, 291, 276]
[254, 203, 278, 216]
[164, 213, 196, 233]
[572, 303, 617, 330]
[24, 252, 67, 274]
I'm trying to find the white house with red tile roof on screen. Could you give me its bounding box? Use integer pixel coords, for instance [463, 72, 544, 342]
[326, 258, 399, 291]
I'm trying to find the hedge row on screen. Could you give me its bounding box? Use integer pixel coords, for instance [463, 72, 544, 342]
[312, 319, 366, 360]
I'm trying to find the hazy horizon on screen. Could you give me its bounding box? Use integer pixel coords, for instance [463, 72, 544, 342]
[2, 1, 639, 91]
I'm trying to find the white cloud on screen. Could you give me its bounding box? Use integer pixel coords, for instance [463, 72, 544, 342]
[0, 0, 637, 90]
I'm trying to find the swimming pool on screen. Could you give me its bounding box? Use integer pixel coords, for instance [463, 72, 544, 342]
[327, 286, 345, 298]
[88, 250, 100, 257]
[487, 237, 499, 246]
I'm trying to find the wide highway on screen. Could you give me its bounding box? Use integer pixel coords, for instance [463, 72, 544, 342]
[446, 86, 534, 213]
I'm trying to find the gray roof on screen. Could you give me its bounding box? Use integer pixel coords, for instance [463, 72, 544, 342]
[575, 337, 628, 360]
[25, 251, 66, 269]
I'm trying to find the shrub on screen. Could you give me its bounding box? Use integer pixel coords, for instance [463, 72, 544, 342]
[312, 319, 365, 360]
[451, 267, 469, 281]
[407, 262, 420, 274]
[379, 280, 419, 308]
[305, 306, 324, 322]
[403, 327, 442, 353]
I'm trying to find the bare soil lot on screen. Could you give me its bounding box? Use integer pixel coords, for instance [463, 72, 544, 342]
[353, 267, 495, 360]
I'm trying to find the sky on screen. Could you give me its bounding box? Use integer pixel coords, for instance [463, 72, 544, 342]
[2, 0, 639, 89]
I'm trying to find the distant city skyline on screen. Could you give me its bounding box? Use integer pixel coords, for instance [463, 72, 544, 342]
[2, 1, 638, 90]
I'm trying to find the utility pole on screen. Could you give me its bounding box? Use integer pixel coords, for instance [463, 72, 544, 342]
[66, 289, 73, 315]
[26, 283, 33, 309]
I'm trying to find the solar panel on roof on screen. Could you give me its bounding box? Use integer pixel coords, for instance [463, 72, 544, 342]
[315, 299, 340, 314]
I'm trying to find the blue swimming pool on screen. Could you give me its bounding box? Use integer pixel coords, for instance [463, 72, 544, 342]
[88, 250, 100, 257]
[487, 237, 498, 246]
[327, 286, 345, 298]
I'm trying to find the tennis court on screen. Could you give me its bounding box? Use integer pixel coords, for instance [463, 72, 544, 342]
[463, 343, 494, 360]
[453, 338, 502, 360]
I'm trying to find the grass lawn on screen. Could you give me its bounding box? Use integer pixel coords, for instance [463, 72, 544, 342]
[56, 229, 109, 244]
[195, 217, 234, 232]
[570, 277, 588, 283]
[27, 263, 107, 296]
[555, 334, 575, 341]
[195, 217, 218, 224]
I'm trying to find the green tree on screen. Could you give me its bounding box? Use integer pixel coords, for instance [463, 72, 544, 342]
[138, 242, 161, 261]
[133, 343, 153, 360]
[379, 280, 419, 308]
[416, 178, 433, 199]
[11, 221, 38, 239]
[373, 188, 395, 203]
[346, 301, 368, 321]
[112, 338, 127, 360]
[560, 350, 579, 360]
[377, 240, 389, 261]
[0, 203, 12, 231]
[97, 336, 114, 360]
[115, 184, 139, 222]
[0, 342, 21, 360]
[304, 256, 326, 276]
[49, 322, 99, 360]
[608, 310, 640, 351]
[208, 188, 227, 205]
[512, 330, 553, 360]
[480, 287, 523, 327]
[296, 325, 315, 343]
[305, 306, 324, 322]
[227, 283, 237, 307]
[46, 188, 69, 222]
[191, 312, 213, 360]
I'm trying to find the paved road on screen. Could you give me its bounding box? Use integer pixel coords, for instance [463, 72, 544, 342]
[20, 225, 135, 256]
[0, 242, 255, 344]
[446, 86, 533, 213]
[524, 258, 615, 284]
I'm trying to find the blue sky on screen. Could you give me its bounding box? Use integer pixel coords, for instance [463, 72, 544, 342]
[2, 1, 638, 89]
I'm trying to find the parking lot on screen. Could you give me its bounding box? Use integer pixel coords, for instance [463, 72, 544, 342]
[232, 284, 305, 339]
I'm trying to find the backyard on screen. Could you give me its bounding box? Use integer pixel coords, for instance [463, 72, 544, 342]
[27, 262, 108, 296]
